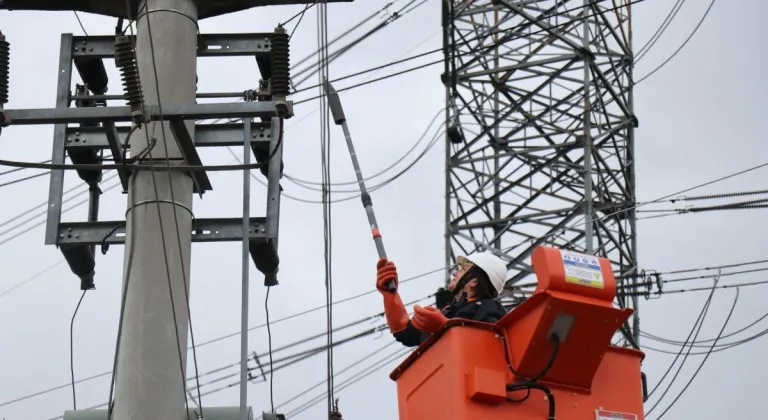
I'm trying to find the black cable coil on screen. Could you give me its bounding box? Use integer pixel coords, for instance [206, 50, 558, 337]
[114, 35, 144, 119]
[0, 31, 9, 105]
[270, 26, 290, 99]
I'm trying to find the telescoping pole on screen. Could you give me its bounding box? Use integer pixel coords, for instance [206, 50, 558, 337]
[322, 80, 396, 292]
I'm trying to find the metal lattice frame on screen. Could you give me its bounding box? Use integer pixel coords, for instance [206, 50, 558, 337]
[443, 0, 639, 342]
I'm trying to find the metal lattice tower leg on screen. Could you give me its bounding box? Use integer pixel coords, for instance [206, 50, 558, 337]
[442, 0, 639, 344]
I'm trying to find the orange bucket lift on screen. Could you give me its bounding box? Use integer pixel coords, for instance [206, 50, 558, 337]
[390, 246, 647, 420]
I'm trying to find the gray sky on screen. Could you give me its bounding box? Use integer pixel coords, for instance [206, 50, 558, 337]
[0, 0, 765, 419]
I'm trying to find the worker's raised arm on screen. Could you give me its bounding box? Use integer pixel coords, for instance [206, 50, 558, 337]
[376, 258, 424, 347]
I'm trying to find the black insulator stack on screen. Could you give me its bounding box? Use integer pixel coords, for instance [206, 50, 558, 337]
[0, 31, 9, 106]
[114, 35, 144, 124]
[270, 26, 290, 100]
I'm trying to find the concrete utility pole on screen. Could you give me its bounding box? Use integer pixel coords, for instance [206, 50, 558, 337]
[113, 0, 197, 419]
[1, 0, 349, 418]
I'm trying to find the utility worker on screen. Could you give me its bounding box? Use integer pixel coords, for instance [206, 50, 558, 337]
[376, 252, 509, 347]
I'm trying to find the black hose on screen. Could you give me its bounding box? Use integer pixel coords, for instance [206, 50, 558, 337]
[506, 382, 556, 420]
[527, 336, 560, 383]
[504, 333, 561, 419]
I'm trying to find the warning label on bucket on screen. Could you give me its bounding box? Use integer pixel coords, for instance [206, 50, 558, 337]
[561, 250, 605, 289]
[595, 410, 638, 420]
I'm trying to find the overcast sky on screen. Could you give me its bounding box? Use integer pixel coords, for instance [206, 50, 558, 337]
[0, 0, 766, 419]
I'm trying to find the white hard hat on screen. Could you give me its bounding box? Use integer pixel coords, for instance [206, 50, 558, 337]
[458, 252, 508, 294]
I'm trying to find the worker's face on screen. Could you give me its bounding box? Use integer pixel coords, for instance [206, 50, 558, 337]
[448, 260, 474, 292]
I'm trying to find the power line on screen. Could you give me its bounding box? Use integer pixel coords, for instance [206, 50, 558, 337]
[292, 0, 428, 89]
[502, 159, 768, 270]
[0, 170, 49, 188]
[40, 301, 427, 420]
[73, 11, 88, 36]
[265, 286, 275, 412]
[69, 290, 87, 410]
[0, 282, 439, 409]
[0, 160, 51, 177]
[0, 260, 65, 301]
[285, 346, 411, 417]
[274, 340, 396, 409]
[227, 110, 443, 205]
[645, 278, 717, 405]
[636, 0, 718, 84]
[650, 288, 738, 420]
[0, 1, 651, 177]
[642, 302, 768, 355]
[634, 0, 686, 62]
[315, 1, 335, 416]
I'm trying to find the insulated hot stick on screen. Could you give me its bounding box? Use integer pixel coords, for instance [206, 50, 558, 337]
[322, 80, 397, 292]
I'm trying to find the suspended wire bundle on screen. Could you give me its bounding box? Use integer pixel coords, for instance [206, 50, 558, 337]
[638, 188, 768, 219]
[316, 0, 337, 417]
[291, 0, 428, 90]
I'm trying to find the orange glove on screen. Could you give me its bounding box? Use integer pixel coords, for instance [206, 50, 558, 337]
[376, 258, 409, 333]
[412, 305, 449, 334]
[376, 258, 399, 293]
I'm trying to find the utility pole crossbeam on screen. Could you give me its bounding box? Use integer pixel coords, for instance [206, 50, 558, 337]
[442, 0, 639, 344]
[0, 0, 356, 418]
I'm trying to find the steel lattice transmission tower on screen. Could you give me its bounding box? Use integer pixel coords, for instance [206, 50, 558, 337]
[442, 0, 640, 342]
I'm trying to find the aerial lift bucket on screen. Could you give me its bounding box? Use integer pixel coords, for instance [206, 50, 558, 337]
[390, 246, 646, 420]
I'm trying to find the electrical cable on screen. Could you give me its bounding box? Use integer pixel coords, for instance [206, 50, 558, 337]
[0, 1, 647, 177]
[73, 11, 88, 36]
[294, 59, 439, 106]
[289, 0, 395, 82]
[316, 1, 336, 415]
[4, 2, 630, 188]
[0, 160, 51, 177]
[69, 290, 87, 410]
[0, 170, 49, 188]
[641, 268, 768, 347]
[501, 159, 768, 271]
[0, 260, 65, 301]
[624, 278, 768, 297]
[636, 0, 717, 84]
[284, 107, 444, 190]
[266, 286, 275, 413]
[644, 276, 717, 412]
[226, 117, 443, 205]
[106, 169, 139, 420]
[9, 283, 437, 411]
[275, 340, 397, 409]
[516, 258, 768, 290]
[0, 178, 122, 247]
[25, 254, 766, 411]
[6, 266, 444, 405]
[634, 0, 686, 62]
[287, 0, 639, 98]
[139, 4, 204, 414]
[501, 332, 560, 419]
[0, 170, 117, 230]
[650, 288, 739, 420]
[642, 315, 768, 356]
[278, 125, 441, 199]
[285, 346, 412, 418]
[283, 2, 316, 27]
[292, 0, 427, 89]
[286, 2, 313, 40]
[41, 319, 407, 420]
